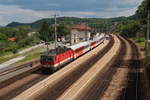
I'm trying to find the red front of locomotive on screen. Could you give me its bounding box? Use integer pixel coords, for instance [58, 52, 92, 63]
[40, 55, 56, 67]
[40, 49, 74, 71]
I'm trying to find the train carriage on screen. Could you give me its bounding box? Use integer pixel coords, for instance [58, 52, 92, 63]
[90, 41, 97, 49]
[40, 33, 107, 72]
[70, 41, 90, 59]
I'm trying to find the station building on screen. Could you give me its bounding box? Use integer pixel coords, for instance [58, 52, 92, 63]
[70, 24, 91, 45]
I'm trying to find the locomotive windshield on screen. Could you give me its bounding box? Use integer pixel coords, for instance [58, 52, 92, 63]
[40, 55, 54, 62]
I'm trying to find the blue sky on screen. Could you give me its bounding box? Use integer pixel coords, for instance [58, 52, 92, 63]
[0, 0, 143, 26]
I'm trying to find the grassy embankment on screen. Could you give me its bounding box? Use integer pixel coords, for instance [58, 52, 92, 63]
[0, 46, 46, 64]
[0, 53, 19, 64]
[132, 37, 145, 48]
[0, 45, 32, 64]
[18, 47, 45, 63]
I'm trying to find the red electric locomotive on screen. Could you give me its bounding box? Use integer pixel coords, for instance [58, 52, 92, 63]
[40, 33, 106, 72]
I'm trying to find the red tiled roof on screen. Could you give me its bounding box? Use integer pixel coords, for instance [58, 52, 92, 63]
[8, 37, 16, 41]
[72, 24, 91, 31]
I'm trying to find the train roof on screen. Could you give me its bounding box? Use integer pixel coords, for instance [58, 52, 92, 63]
[43, 46, 72, 56]
[70, 33, 105, 50]
[70, 41, 90, 50]
[90, 33, 105, 42]
[42, 33, 106, 56]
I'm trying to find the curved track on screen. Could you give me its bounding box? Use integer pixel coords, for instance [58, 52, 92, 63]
[119, 38, 143, 100]
[0, 36, 114, 100]
[0, 35, 143, 100]
[72, 35, 127, 100]
[34, 35, 115, 100]
[62, 36, 142, 100]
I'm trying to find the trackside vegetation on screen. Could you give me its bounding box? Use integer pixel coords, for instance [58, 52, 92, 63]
[0, 26, 40, 56]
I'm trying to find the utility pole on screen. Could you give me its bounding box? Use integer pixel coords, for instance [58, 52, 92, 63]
[53, 14, 58, 51]
[147, 9, 150, 50]
[85, 18, 88, 41]
[147, 9, 150, 40]
[147, 10, 150, 41]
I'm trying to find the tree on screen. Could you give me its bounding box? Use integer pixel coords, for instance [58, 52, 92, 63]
[39, 21, 53, 42]
[120, 21, 140, 38]
[0, 33, 8, 40]
[57, 23, 70, 38]
[136, 0, 150, 22]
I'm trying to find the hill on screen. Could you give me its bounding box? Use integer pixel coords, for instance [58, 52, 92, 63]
[6, 17, 129, 30]
[7, 22, 31, 27]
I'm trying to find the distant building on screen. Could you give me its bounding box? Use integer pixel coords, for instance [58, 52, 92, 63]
[8, 37, 16, 41]
[70, 24, 91, 44]
[27, 32, 37, 37]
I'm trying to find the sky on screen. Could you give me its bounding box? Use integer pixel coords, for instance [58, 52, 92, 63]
[0, 0, 143, 26]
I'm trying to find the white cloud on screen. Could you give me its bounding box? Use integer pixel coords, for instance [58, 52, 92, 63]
[118, 0, 143, 5]
[60, 7, 137, 18]
[0, 1, 142, 26]
[0, 5, 53, 25]
[98, 7, 137, 18]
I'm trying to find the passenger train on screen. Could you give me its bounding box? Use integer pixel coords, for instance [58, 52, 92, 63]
[40, 33, 107, 72]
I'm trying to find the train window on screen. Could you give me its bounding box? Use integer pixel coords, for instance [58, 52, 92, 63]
[75, 47, 83, 52]
[84, 45, 89, 49]
[47, 56, 54, 61]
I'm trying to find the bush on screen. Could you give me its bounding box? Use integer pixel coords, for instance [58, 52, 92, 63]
[136, 37, 145, 42]
[120, 21, 140, 38]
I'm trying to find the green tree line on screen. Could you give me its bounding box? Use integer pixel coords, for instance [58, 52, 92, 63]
[39, 21, 70, 42]
[117, 0, 150, 38]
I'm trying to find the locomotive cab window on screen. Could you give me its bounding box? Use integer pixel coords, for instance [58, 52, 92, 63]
[41, 55, 54, 62]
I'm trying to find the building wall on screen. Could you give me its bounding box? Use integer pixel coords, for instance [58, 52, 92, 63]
[78, 31, 86, 40]
[86, 32, 91, 40]
[70, 29, 79, 45]
[70, 29, 91, 45]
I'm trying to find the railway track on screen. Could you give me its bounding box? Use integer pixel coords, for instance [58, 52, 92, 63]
[1, 35, 143, 100]
[119, 39, 143, 100]
[34, 35, 115, 100]
[0, 64, 41, 90]
[0, 35, 114, 99]
[11, 35, 143, 100]
[12, 35, 115, 100]
[0, 69, 48, 100]
[0, 59, 39, 77]
[59, 35, 142, 100]
[0, 62, 42, 99]
[70, 35, 127, 100]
